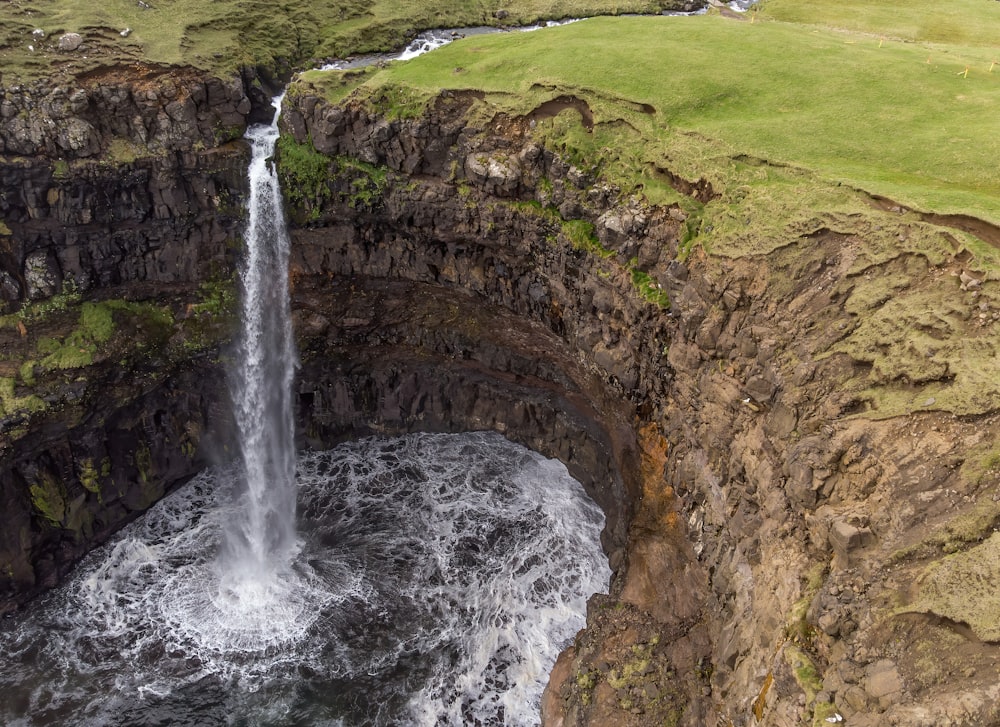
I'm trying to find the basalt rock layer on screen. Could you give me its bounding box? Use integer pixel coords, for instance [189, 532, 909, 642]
[0, 62, 998, 727]
[0, 67, 256, 610]
[279, 90, 1000, 726]
[0, 65, 253, 159]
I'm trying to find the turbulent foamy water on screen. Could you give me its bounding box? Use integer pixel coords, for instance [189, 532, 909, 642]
[0, 432, 610, 726]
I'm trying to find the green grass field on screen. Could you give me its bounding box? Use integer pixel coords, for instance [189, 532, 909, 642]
[333, 8, 1000, 226]
[0, 0, 690, 82]
[761, 0, 1000, 48]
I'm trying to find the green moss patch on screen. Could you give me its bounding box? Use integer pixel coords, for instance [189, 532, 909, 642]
[0, 283, 82, 329]
[784, 643, 840, 726]
[0, 296, 176, 426]
[631, 268, 670, 309]
[276, 135, 334, 219]
[562, 218, 608, 256]
[894, 498, 1000, 562]
[78, 458, 101, 495]
[785, 643, 823, 700]
[29, 473, 66, 527]
[900, 531, 1000, 642]
[33, 300, 166, 371]
[0, 377, 46, 419]
[827, 250, 1000, 418]
[339, 157, 390, 209]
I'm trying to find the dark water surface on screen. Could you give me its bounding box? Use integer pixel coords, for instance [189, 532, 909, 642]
[0, 432, 609, 726]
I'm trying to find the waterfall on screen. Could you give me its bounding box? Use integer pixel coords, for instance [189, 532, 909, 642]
[0, 89, 611, 727]
[221, 93, 298, 592]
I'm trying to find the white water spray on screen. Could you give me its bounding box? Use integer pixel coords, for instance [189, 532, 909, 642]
[224, 94, 298, 579]
[0, 433, 609, 726]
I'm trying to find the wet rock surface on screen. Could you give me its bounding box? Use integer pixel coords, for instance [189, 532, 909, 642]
[292, 276, 637, 553]
[0, 357, 231, 609]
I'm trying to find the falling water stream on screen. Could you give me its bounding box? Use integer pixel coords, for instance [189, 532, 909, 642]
[212, 93, 306, 648]
[0, 92, 611, 725]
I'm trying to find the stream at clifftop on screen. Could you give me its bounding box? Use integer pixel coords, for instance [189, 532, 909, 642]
[0, 432, 609, 726]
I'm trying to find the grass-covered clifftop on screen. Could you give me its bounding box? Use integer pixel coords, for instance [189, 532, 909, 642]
[293, 0, 1000, 420]
[302, 1, 1000, 226]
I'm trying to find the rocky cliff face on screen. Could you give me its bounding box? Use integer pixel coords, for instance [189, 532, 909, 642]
[1, 63, 998, 727]
[0, 65, 251, 159]
[0, 67, 259, 611]
[280, 91, 1000, 726]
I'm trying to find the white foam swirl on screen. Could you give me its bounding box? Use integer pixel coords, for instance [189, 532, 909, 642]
[0, 433, 609, 726]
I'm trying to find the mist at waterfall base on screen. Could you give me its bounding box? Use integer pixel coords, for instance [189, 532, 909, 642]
[0, 432, 610, 726]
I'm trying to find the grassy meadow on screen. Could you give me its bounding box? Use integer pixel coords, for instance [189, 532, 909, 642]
[327, 8, 1000, 227]
[294, 0, 1000, 418]
[0, 0, 689, 82]
[761, 0, 1000, 48]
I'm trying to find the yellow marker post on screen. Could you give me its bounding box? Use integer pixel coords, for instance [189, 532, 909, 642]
[879, 36, 884, 48]
[991, 60, 996, 73]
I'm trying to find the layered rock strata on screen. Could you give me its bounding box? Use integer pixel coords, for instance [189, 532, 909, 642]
[280, 91, 1000, 726]
[0, 63, 997, 727]
[0, 68, 256, 610]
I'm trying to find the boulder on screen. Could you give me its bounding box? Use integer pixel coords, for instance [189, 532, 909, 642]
[829, 519, 875, 567]
[57, 33, 84, 52]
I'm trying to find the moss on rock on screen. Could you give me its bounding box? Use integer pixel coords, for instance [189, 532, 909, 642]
[29, 473, 66, 527]
[901, 531, 1000, 642]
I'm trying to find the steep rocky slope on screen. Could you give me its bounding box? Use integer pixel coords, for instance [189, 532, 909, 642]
[0, 66, 264, 608]
[0, 15, 997, 727]
[277, 87, 1000, 726]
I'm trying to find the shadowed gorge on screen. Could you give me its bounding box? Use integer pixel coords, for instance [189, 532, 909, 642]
[2, 1, 1000, 725]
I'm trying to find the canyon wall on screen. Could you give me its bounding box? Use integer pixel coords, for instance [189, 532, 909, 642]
[0, 64, 998, 727]
[279, 91, 1000, 726]
[0, 68, 255, 609]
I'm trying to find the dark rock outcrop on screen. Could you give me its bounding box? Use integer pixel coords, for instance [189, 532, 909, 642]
[0, 362, 230, 605]
[0, 66, 251, 158]
[0, 67, 258, 612]
[0, 148, 249, 303]
[0, 60, 998, 727]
